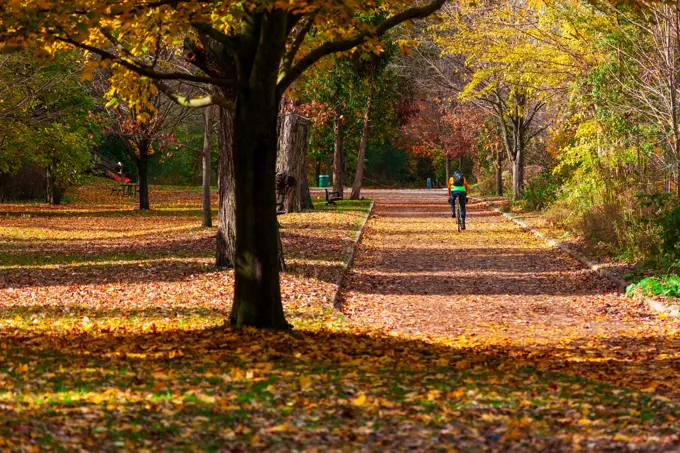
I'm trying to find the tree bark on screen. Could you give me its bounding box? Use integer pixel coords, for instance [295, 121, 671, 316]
[495, 99, 527, 201]
[202, 105, 215, 227]
[512, 147, 524, 201]
[216, 106, 236, 269]
[276, 111, 311, 212]
[228, 15, 288, 329]
[300, 163, 314, 210]
[445, 155, 451, 184]
[138, 143, 150, 210]
[332, 95, 344, 195]
[495, 146, 503, 197]
[350, 70, 376, 200]
[46, 161, 61, 205]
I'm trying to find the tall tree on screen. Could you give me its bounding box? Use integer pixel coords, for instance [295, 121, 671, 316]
[0, 0, 447, 329]
[597, 3, 680, 195]
[332, 90, 345, 194]
[400, 99, 482, 179]
[350, 64, 377, 200]
[215, 106, 236, 269]
[102, 96, 188, 210]
[397, 0, 595, 199]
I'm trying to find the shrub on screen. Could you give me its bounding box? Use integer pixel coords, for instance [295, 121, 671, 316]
[546, 189, 663, 261]
[522, 170, 562, 211]
[639, 192, 680, 262]
[627, 275, 680, 298]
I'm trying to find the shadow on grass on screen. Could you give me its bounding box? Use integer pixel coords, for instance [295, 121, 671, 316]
[0, 228, 353, 289]
[0, 208, 219, 219]
[0, 234, 215, 268]
[0, 325, 678, 451]
[0, 258, 218, 289]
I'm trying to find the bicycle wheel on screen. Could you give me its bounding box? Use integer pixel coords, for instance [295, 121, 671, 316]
[456, 201, 462, 232]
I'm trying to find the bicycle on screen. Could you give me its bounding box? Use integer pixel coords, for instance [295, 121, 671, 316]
[449, 192, 465, 233]
[449, 195, 464, 232]
[455, 198, 463, 232]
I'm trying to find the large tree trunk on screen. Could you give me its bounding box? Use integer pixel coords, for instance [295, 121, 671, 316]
[228, 28, 288, 330]
[138, 143, 150, 210]
[202, 105, 215, 228]
[495, 146, 503, 197]
[276, 111, 311, 212]
[350, 71, 376, 200]
[216, 106, 236, 269]
[332, 95, 344, 195]
[46, 160, 61, 205]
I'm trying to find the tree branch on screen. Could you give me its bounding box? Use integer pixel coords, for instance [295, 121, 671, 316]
[281, 14, 316, 77]
[277, 0, 446, 94]
[55, 36, 237, 87]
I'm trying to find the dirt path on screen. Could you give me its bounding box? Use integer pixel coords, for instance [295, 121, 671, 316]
[342, 191, 663, 340]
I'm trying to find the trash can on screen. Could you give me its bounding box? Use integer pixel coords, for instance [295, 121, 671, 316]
[427, 178, 432, 189]
[319, 175, 330, 188]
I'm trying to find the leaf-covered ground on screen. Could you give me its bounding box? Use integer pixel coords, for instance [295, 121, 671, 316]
[1, 185, 679, 452]
[340, 190, 680, 451]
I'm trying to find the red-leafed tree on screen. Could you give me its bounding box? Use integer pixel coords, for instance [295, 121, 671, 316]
[102, 95, 189, 210]
[400, 99, 483, 181]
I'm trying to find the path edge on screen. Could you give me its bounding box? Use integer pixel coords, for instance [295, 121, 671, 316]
[476, 198, 680, 318]
[332, 200, 375, 309]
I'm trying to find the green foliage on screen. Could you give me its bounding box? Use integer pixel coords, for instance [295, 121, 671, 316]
[0, 49, 100, 197]
[364, 142, 412, 185]
[627, 275, 680, 299]
[302, 43, 401, 181]
[522, 170, 562, 211]
[34, 123, 95, 190]
[639, 193, 680, 262]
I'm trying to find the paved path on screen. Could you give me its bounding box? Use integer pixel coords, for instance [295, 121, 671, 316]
[341, 190, 665, 344]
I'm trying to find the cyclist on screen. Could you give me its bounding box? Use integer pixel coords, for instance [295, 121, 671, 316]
[448, 170, 470, 229]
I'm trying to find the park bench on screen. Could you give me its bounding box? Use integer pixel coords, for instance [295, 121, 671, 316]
[325, 188, 343, 206]
[111, 183, 139, 197]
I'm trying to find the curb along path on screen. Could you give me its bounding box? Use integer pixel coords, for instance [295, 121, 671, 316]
[331, 201, 375, 309]
[482, 200, 680, 319]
